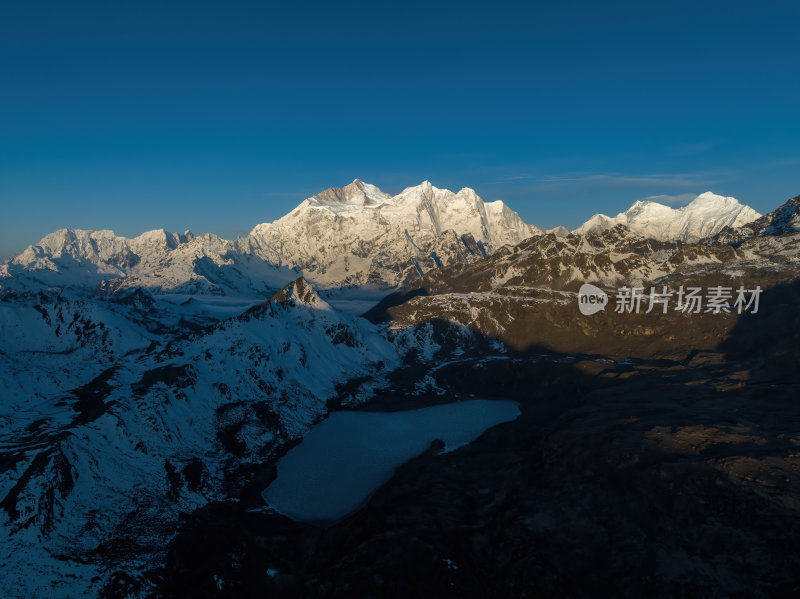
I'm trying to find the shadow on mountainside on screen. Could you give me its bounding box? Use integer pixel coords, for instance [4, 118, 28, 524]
[143, 278, 800, 599]
[367, 268, 800, 362]
[717, 276, 800, 384]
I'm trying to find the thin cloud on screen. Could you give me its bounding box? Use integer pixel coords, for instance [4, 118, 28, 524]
[505, 172, 717, 195]
[582, 173, 711, 188]
[758, 157, 800, 168]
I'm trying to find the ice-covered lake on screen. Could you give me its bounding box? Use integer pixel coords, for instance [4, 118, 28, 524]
[262, 399, 520, 524]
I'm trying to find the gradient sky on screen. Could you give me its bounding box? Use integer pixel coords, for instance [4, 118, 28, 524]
[1, 0, 799, 259]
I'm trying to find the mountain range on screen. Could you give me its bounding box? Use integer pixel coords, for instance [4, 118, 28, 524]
[1, 182, 799, 597]
[0, 181, 764, 298]
[572, 191, 761, 241]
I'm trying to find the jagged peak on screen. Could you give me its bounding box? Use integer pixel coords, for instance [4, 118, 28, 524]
[625, 192, 746, 215]
[399, 180, 440, 196]
[546, 225, 570, 237]
[712, 192, 800, 245]
[132, 228, 174, 244]
[685, 191, 748, 210]
[38, 228, 117, 243]
[457, 185, 478, 195]
[29, 227, 198, 253]
[269, 276, 325, 308]
[573, 191, 760, 241]
[311, 179, 389, 207]
[694, 190, 731, 202]
[397, 182, 488, 206]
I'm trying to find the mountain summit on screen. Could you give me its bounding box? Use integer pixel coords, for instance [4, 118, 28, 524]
[1, 183, 767, 296]
[243, 180, 540, 287]
[573, 192, 761, 242]
[0, 180, 540, 294]
[312, 179, 390, 207]
[712, 194, 800, 245]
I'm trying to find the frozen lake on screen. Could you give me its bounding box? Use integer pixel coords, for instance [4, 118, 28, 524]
[262, 400, 520, 524]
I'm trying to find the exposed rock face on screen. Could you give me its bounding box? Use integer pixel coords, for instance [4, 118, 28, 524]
[367, 196, 800, 358]
[269, 277, 323, 308]
[367, 225, 681, 297]
[711, 194, 800, 245]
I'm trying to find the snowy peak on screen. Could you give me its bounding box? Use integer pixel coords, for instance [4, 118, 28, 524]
[10, 182, 776, 297]
[693, 191, 737, 205]
[573, 191, 761, 242]
[312, 179, 390, 208]
[246, 180, 540, 287]
[391, 180, 541, 246]
[130, 228, 193, 251]
[4, 179, 541, 295]
[269, 276, 325, 308]
[712, 193, 800, 245]
[764, 194, 800, 235]
[3, 180, 540, 292]
[15, 228, 142, 273]
[4, 226, 298, 297]
[15, 228, 195, 270]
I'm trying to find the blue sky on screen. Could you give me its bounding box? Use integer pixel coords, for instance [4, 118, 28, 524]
[1, 1, 799, 259]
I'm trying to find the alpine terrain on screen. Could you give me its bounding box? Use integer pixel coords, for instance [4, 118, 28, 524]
[574, 191, 761, 241]
[1, 183, 800, 598]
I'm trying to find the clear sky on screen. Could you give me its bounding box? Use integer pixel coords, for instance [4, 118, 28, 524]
[1, 0, 799, 259]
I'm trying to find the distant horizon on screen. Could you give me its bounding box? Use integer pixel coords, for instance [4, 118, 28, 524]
[3, 180, 792, 260]
[2, 1, 798, 259]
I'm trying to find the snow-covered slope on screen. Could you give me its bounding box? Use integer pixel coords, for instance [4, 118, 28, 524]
[0, 186, 797, 596]
[0, 277, 398, 598]
[243, 179, 541, 287]
[712, 194, 800, 245]
[1, 228, 300, 298]
[573, 192, 761, 242]
[0, 180, 539, 296]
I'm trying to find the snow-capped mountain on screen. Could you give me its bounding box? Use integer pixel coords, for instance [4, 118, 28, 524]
[243, 179, 541, 288]
[1, 186, 799, 597]
[369, 204, 800, 356]
[2, 183, 765, 300]
[366, 226, 681, 315]
[1, 228, 299, 298]
[0, 180, 539, 297]
[573, 192, 761, 242]
[0, 276, 398, 598]
[712, 194, 800, 245]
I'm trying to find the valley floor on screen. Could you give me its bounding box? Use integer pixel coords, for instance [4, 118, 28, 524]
[151, 347, 800, 598]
